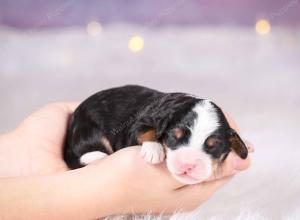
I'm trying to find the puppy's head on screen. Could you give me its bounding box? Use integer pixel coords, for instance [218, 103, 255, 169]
[164, 100, 248, 184]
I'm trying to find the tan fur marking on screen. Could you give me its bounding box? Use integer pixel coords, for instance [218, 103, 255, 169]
[174, 128, 184, 139]
[100, 136, 114, 154]
[206, 137, 218, 147]
[137, 129, 156, 144]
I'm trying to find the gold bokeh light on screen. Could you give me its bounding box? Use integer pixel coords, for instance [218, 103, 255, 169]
[128, 35, 144, 53]
[255, 19, 271, 35]
[86, 21, 102, 37]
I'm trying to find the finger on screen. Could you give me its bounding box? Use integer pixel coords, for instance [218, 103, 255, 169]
[134, 148, 186, 189]
[207, 153, 237, 181]
[201, 175, 233, 193]
[114, 146, 185, 189]
[244, 139, 255, 153]
[49, 102, 80, 113]
[175, 175, 233, 205]
[206, 152, 251, 182]
[65, 102, 80, 112]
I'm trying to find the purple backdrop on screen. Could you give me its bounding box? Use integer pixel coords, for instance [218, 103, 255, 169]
[0, 0, 299, 29]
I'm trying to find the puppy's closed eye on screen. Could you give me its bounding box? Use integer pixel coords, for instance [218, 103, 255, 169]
[204, 135, 228, 159]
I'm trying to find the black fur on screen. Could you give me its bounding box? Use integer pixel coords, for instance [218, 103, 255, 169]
[64, 85, 247, 169]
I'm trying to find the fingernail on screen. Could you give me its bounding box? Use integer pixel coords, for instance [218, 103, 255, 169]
[244, 139, 255, 153]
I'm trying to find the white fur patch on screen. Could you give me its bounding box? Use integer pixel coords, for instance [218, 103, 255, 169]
[79, 151, 108, 165]
[189, 100, 220, 148]
[140, 141, 165, 164]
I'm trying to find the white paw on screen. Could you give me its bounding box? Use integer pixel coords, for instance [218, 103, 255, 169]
[80, 151, 108, 165]
[140, 142, 165, 164]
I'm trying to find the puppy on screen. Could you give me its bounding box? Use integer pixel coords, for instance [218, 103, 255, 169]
[64, 85, 248, 184]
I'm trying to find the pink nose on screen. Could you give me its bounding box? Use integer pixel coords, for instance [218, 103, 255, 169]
[180, 163, 197, 173]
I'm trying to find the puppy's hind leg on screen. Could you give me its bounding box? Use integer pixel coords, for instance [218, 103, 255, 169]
[79, 134, 115, 166]
[79, 151, 108, 165]
[64, 123, 113, 169]
[80, 136, 114, 165]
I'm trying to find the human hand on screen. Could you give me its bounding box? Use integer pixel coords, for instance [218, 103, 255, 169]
[0, 102, 253, 219]
[73, 109, 253, 215]
[100, 142, 253, 215]
[0, 102, 79, 177]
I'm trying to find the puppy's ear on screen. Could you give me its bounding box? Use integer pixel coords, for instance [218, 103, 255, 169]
[227, 129, 248, 159]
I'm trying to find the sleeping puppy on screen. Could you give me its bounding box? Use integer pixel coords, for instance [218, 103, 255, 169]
[64, 85, 248, 184]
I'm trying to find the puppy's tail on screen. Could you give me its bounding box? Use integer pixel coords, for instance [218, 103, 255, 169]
[63, 142, 83, 169]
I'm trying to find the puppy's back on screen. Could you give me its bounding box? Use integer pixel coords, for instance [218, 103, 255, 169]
[64, 85, 163, 168]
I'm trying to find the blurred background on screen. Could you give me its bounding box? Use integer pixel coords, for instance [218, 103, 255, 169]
[0, 0, 300, 219]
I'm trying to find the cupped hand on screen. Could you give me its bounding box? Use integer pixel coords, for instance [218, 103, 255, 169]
[0, 102, 79, 176]
[0, 102, 253, 217]
[100, 143, 253, 215]
[84, 109, 253, 214]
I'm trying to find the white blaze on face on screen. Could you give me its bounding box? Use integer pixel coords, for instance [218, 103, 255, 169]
[166, 100, 220, 184]
[189, 100, 220, 148]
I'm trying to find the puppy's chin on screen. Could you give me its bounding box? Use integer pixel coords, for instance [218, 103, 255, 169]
[166, 147, 212, 185]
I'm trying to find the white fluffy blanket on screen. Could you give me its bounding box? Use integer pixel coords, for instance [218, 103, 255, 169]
[0, 25, 299, 219]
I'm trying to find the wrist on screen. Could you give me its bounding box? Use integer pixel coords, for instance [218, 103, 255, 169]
[79, 148, 151, 216]
[61, 160, 129, 218]
[0, 165, 126, 220]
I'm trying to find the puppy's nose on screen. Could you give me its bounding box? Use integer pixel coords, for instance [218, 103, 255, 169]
[180, 163, 197, 173]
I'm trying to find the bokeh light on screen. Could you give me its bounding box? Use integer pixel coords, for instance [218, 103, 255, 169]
[86, 21, 102, 37]
[128, 35, 144, 53]
[255, 19, 271, 35]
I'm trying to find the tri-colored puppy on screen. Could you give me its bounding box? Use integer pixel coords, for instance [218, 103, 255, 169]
[64, 85, 248, 184]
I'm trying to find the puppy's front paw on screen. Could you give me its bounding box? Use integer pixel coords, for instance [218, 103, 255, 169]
[140, 141, 165, 164]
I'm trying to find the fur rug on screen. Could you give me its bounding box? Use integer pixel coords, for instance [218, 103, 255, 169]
[104, 209, 300, 220]
[0, 25, 299, 219]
